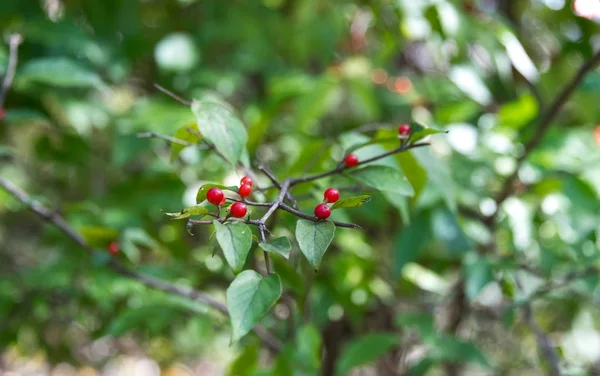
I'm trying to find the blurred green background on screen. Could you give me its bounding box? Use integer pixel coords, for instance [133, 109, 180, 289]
[1, 0, 600, 375]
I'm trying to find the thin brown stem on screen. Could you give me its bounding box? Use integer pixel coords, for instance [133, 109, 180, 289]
[137, 132, 195, 146]
[153, 83, 192, 106]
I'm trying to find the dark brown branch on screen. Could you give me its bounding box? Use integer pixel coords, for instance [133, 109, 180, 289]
[279, 202, 361, 229]
[495, 50, 600, 206]
[0, 34, 23, 109]
[0, 177, 282, 352]
[522, 303, 562, 376]
[153, 83, 192, 106]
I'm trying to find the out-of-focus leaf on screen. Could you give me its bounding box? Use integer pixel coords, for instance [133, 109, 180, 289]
[410, 122, 447, 143]
[331, 195, 371, 210]
[259, 237, 292, 259]
[78, 226, 119, 247]
[393, 211, 430, 277]
[165, 206, 210, 220]
[229, 341, 259, 376]
[17, 58, 104, 88]
[296, 220, 335, 271]
[192, 101, 248, 165]
[498, 94, 538, 130]
[335, 333, 398, 376]
[430, 335, 490, 367]
[214, 221, 252, 273]
[226, 270, 281, 343]
[349, 165, 414, 197]
[464, 252, 494, 301]
[296, 324, 322, 372]
[412, 148, 456, 212]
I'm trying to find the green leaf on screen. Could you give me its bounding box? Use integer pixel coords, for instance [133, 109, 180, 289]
[78, 226, 119, 247]
[412, 148, 456, 212]
[464, 253, 494, 301]
[228, 341, 259, 376]
[335, 333, 398, 376]
[226, 270, 282, 343]
[191, 101, 248, 165]
[393, 211, 430, 277]
[17, 58, 104, 88]
[498, 94, 538, 130]
[296, 324, 322, 372]
[214, 221, 252, 273]
[295, 220, 336, 271]
[430, 335, 490, 367]
[170, 124, 201, 162]
[330, 195, 371, 210]
[258, 237, 292, 259]
[164, 206, 210, 220]
[410, 122, 447, 143]
[196, 183, 238, 203]
[349, 165, 414, 197]
[345, 137, 398, 154]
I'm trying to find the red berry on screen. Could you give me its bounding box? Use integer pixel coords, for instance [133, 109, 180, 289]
[107, 241, 119, 255]
[314, 204, 331, 220]
[324, 188, 340, 203]
[398, 124, 411, 136]
[240, 176, 253, 186]
[344, 154, 359, 167]
[230, 202, 247, 218]
[238, 184, 252, 197]
[207, 188, 225, 205]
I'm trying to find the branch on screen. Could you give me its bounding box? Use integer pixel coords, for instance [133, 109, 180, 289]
[153, 83, 192, 106]
[288, 142, 430, 186]
[0, 177, 282, 352]
[522, 303, 562, 376]
[279, 202, 361, 229]
[495, 50, 600, 206]
[0, 33, 23, 109]
[137, 132, 195, 147]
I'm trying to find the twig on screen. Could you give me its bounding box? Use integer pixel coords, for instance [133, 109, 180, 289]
[0, 33, 23, 109]
[288, 142, 430, 186]
[137, 132, 194, 147]
[495, 50, 600, 207]
[259, 164, 298, 208]
[153, 83, 192, 106]
[279, 202, 361, 229]
[0, 177, 282, 352]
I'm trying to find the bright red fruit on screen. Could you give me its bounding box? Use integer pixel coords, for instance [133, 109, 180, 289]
[344, 154, 359, 167]
[230, 202, 247, 218]
[207, 188, 225, 205]
[239, 184, 252, 197]
[398, 124, 411, 136]
[314, 204, 331, 220]
[107, 241, 119, 255]
[324, 188, 340, 203]
[240, 176, 253, 186]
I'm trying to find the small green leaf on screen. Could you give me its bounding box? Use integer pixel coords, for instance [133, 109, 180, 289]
[349, 165, 414, 197]
[330, 195, 371, 210]
[335, 333, 398, 376]
[226, 270, 282, 343]
[17, 58, 104, 88]
[430, 335, 490, 367]
[228, 341, 259, 376]
[464, 253, 494, 301]
[295, 220, 335, 271]
[410, 122, 447, 143]
[345, 137, 398, 154]
[192, 101, 248, 165]
[258, 237, 292, 259]
[196, 183, 238, 203]
[164, 206, 210, 220]
[170, 124, 201, 162]
[78, 226, 119, 247]
[213, 221, 252, 273]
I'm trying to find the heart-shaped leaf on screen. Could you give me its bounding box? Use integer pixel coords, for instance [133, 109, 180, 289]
[196, 183, 238, 203]
[213, 221, 252, 273]
[227, 270, 282, 343]
[335, 333, 398, 376]
[295, 220, 335, 271]
[165, 206, 210, 220]
[259, 237, 292, 259]
[192, 101, 248, 165]
[331, 195, 371, 210]
[349, 165, 414, 197]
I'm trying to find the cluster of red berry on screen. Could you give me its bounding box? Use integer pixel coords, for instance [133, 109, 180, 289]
[206, 176, 254, 218]
[342, 124, 411, 169]
[314, 188, 340, 220]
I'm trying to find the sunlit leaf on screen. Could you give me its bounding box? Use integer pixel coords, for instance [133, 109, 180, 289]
[331, 195, 371, 210]
[164, 206, 210, 220]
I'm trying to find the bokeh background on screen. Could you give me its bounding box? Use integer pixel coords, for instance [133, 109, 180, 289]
[1, 0, 600, 375]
